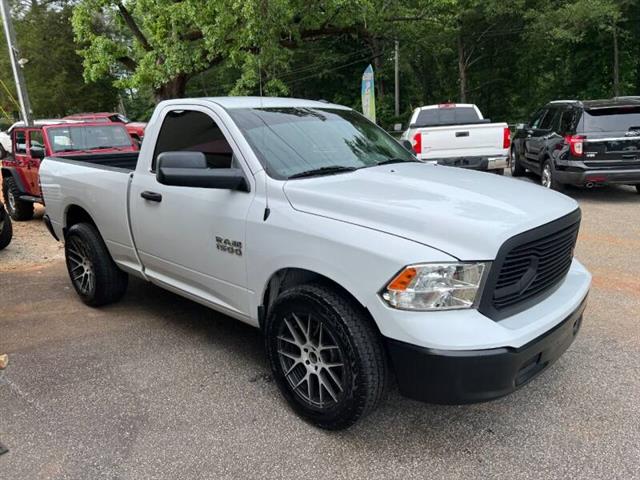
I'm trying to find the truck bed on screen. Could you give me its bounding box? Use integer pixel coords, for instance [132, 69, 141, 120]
[40, 153, 141, 275]
[55, 152, 139, 171]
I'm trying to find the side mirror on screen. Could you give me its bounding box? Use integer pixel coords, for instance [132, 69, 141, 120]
[156, 151, 249, 191]
[31, 148, 45, 159]
[400, 139, 414, 152]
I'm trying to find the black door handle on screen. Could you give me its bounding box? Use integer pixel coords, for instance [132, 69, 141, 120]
[141, 191, 162, 202]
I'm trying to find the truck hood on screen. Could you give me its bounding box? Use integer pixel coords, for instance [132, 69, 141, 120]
[283, 163, 579, 260]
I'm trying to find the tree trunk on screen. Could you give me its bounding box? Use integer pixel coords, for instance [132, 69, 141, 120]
[457, 33, 467, 103]
[612, 24, 620, 97]
[370, 37, 384, 102]
[154, 74, 187, 102]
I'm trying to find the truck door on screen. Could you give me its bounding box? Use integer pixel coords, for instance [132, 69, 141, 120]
[11, 129, 29, 193]
[129, 106, 254, 319]
[25, 129, 45, 198]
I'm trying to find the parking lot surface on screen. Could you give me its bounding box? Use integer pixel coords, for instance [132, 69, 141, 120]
[1, 177, 639, 479]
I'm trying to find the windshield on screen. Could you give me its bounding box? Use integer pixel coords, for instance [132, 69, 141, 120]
[583, 106, 640, 133]
[48, 125, 132, 152]
[227, 107, 416, 179]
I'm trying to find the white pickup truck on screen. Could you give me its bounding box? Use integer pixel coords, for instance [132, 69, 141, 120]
[40, 97, 591, 430]
[401, 103, 511, 174]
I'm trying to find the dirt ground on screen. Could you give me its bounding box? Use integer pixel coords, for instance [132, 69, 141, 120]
[1, 177, 639, 479]
[0, 193, 64, 272]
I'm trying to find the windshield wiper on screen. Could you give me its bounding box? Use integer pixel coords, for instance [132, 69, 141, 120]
[288, 165, 358, 179]
[376, 157, 421, 166]
[94, 146, 128, 151]
[55, 148, 89, 154]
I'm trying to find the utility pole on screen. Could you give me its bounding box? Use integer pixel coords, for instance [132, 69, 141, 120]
[1, 0, 32, 126]
[394, 40, 399, 117]
[612, 23, 620, 97]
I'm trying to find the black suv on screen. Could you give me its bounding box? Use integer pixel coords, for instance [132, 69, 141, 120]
[511, 98, 640, 193]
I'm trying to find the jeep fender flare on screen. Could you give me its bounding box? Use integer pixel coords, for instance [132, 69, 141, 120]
[1, 167, 28, 195]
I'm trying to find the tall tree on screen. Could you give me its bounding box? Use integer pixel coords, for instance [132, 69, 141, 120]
[71, 0, 427, 101]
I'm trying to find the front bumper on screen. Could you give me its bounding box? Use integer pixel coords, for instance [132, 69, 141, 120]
[422, 155, 509, 171]
[385, 296, 587, 404]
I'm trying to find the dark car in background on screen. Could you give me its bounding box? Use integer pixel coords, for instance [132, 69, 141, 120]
[0, 200, 12, 250]
[510, 98, 640, 193]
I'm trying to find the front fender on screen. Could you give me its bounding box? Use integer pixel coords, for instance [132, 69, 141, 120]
[245, 203, 456, 329]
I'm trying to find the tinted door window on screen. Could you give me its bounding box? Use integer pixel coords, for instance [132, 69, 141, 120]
[529, 109, 546, 129]
[548, 109, 563, 132]
[538, 108, 558, 130]
[558, 109, 579, 135]
[153, 110, 233, 171]
[14, 131, 26, 154]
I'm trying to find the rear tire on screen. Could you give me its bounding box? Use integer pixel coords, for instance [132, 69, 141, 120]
[0, 202, 12, 250]
[510, 146, 525, 177]
[265, 284, 387, 430]
[541, 160, 564, 192]
[2, 177, 34, 221]
[65, 223, 128, 307]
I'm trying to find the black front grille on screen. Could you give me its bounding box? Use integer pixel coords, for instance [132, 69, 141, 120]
[479, 209, 581, 320]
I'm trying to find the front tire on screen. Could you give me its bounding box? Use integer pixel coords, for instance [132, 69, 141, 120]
[0, 202, 12, 250]
[541, 159, 564, 192]
[65, 223, 128, 307]
[510, 146, 525, 177]
[265, 284, 387, 430]
[2, 177, 34, 221]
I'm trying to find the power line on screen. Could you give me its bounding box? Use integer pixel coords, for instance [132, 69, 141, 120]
[278, 46, 374, 79]
[286, 53, 382, 86]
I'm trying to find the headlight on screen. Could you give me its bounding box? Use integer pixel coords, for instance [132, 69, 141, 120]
[381, 263, 489, 311]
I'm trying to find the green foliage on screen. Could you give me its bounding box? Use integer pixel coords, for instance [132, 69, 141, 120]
[3, 0, 640, 127]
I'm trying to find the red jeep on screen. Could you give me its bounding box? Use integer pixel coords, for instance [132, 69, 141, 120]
[0, 122, 139, 220]
[63, 112, 146, 144]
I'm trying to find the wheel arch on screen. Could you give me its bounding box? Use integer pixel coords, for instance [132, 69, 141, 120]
[259, 267, 378, 334]
[1, 167, 27, 194]
[64, 204, 98, 237]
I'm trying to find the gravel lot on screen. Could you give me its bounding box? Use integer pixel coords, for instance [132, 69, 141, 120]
[1, 176, 639, 479]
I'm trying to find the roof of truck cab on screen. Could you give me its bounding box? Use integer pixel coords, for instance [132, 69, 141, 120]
[161, 97, 350, 110]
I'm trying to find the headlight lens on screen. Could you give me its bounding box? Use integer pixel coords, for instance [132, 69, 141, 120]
[382, 263, 489, 311]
